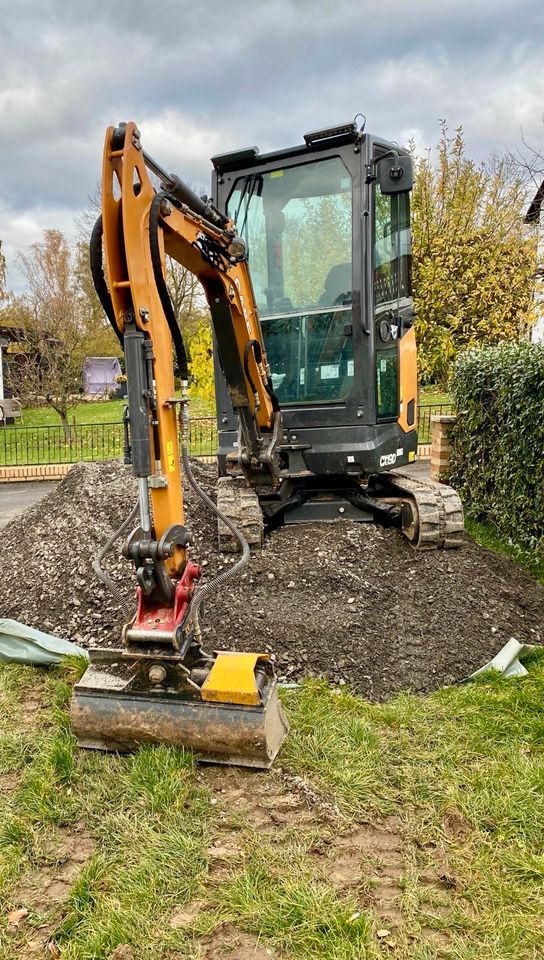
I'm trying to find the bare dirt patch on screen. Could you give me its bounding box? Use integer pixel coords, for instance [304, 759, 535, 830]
[170, 899, 206, 929]
[1, 460, 543, 699]
[200, 765, 463, 953]
[0, 771, 23, 793]
[6, 822, 95, 957]
[201, 766, 330, 840]
[318, 819, 406, 925]
[200, 924, 276, 960]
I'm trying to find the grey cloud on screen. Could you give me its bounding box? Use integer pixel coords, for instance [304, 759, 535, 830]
[1, 0, 543, 291]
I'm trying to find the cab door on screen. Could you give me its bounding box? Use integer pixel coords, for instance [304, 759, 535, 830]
[373, 174, 416, 433]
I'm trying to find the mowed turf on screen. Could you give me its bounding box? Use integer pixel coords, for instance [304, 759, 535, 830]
[0, 398, 216, 466]
[0, 652, 543, 959]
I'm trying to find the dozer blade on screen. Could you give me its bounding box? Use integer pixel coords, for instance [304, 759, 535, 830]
[70, 649, 288, 769]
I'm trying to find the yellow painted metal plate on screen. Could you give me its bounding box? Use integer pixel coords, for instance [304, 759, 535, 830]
[201, 652, 269, 706]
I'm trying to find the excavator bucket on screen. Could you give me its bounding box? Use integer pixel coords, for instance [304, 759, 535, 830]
[70, 648, 289, 769]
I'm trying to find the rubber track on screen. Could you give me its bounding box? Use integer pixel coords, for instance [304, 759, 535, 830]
[217, 476, 264, 553]
[377, 472, 465, 550]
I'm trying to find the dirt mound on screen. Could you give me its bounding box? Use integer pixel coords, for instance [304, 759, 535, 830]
[0, 460, 542, 699]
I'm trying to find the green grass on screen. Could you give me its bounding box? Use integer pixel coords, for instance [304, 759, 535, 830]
[1, 653, 544, 958]
[282, 670, 544, 957]
[0, 664, 211, 960]
[0, 397, 217, 465]
[419, 386, 451, 406]
[16, 396, 214, 428]
[215, 848, 372, 959]
[466, 518, 544, 585]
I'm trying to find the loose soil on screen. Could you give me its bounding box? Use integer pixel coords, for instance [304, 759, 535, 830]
[0, 460, 542, 699]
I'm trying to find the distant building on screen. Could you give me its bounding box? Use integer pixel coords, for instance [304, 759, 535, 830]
[525, 179, 544, 343]
[0, 323, 24, 403]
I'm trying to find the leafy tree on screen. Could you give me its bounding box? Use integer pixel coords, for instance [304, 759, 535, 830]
[6, 230, 87, 438]
[282, 194, 351, 308]
[73, 238, 121, 358]
[188, 322, 214, 403]
[166, 257, 209, 347]
[411, 125, 538, 384]
[77, 189, 209, 364]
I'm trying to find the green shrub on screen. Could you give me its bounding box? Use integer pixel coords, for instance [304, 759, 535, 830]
[449, 342, 544, 559]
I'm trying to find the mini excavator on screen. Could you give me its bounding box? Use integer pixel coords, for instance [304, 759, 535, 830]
[70, 119, 463, 768]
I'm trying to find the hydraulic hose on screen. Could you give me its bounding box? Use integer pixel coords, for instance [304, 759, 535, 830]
[89, 215, 124, 348]
[180, 401, 251, 644]
[92, 501, 140, 621]
[149, 193, 189, 380]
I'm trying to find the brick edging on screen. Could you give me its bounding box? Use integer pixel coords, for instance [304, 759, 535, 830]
[0, 464, 74, 482]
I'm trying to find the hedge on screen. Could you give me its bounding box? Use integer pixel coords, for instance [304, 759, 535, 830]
[449, 342, 544, 559]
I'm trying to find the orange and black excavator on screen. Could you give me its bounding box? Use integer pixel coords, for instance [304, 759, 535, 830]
[71, 119, 463, 768]
[70, 121, 288, 767]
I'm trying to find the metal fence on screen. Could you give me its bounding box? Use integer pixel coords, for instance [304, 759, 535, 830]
[416, 402, 452, 444]
[0, 405, 450, 467]
[0, 417, 219, 467]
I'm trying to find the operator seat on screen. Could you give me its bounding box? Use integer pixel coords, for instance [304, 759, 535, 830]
[318, 262, 352, 308]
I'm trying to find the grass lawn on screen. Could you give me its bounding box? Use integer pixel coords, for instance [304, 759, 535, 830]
[16, 396, 214, 428]
[419, 387, 451, 407]
[0, 397, 217, 466]
[0, 645, 543, 959]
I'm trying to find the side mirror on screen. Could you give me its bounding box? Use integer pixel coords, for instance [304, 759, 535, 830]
[379, 155, 413, 194]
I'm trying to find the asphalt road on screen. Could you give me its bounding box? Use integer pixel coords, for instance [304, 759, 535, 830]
[0, 482, 58, 529]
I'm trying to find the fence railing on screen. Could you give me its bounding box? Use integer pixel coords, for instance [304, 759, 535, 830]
[416, 402, 452, 445]
[0, 404, 449, 467]
[0, 418, 219, 467]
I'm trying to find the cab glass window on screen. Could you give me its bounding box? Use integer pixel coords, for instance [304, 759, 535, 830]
[228, 157, 354, 404]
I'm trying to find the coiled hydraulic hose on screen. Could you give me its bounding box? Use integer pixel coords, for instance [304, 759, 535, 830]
[180, 400, 251, 645]
[92, 501, 140, 621]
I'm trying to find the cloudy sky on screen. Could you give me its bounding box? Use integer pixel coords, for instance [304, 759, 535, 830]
[1, 0, 543, 291]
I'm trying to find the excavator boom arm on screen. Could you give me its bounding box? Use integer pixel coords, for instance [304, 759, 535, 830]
[99, 121, 280, 524]
[72, 121, 289, 767]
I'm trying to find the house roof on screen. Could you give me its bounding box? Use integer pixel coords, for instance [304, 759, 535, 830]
[525, 179, 544, 223]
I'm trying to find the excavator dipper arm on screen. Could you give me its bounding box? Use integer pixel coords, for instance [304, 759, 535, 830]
[94, 121, 283, 635]
[70, 122, 288, 767]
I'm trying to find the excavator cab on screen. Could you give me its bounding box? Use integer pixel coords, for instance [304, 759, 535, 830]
[212, 122, 417, 506]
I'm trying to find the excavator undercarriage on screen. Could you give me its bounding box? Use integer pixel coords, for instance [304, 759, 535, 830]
[217, 472, 464, 552]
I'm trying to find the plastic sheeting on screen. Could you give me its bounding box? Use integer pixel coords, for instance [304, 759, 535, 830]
[0, 618, 89, 666]
[82, 356, 122, 396]
[465, 638, 538, 681]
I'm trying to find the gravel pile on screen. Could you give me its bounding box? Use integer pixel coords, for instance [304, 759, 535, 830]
[1, 460, 542, 699]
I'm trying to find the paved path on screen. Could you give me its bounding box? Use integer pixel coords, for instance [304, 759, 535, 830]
[394, 459, 431, 480]
[0, 482, 58, 529]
